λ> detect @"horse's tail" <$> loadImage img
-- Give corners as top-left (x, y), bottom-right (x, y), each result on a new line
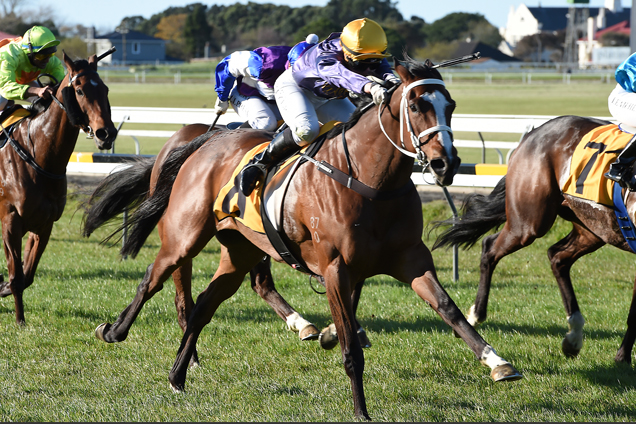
top-left (80, 156), bottom-right (155, 238)
top-left (119, 131), bottom-right (214, 259)
top-left (432, 176), bottom-right (508, 250)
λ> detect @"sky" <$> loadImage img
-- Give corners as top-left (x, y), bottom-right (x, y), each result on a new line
top-left (31, 0), bottom-right (622, 33)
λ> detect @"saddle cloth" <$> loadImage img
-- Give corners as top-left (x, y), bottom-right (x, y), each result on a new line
top-left (213, 142), bottom-right (307, 234)
top-left (561, 124), bottom-right (633, 206)
top-left (0, 107), bottom-right (30, 129)
top-left (212, 122), bottom-right (338, 234)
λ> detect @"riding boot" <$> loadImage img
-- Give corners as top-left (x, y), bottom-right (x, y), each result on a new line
top-left (605, 133), bottom-right (636, 191)
top-left (239, 127), bottom-right (300, 196)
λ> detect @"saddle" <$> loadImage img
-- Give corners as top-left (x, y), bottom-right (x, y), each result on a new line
top-left (0, 102), bottom-right (30, 147)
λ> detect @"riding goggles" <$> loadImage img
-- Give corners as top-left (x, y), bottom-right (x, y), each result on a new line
top-left (33, 47), bottom-right (57, 61)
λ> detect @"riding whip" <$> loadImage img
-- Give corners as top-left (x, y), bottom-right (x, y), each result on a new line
top-left (208, 112), bottom-right (221, 132)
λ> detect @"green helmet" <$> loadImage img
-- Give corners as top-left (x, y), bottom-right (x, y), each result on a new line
top-left (21, 26), bottom-right (60, 54)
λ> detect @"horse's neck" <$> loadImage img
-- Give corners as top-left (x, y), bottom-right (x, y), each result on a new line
top-left (339, 106), bottom-right (414, 191)
top-left (27, 95), bottom-right (79, 174)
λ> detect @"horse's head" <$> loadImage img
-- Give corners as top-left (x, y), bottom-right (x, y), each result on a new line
top-left (61, 52), bottom-right (117, 150)
top-left (391, 56), bottom-right (460, 186)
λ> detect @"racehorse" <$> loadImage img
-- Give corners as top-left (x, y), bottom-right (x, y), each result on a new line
top-left (81, 123), bottom-right (328, 367)
top-left (110, 56), bottom-right (522, 420)
top-left (0, 51), bottom-right (117, 324)
top-left (433, 115), bottom-right (636, 364)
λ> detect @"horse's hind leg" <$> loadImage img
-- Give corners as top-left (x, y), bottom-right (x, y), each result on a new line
top-left (249, 255), bottom-right (319, 340)
top-left (172, 260), bottom-right (200, 367)
top-left (169, 243), bottom-right (264, 393)
top-left (616, 274), bottom-right (636, 363)
top-left (547, 224), bottom-right (604, 358)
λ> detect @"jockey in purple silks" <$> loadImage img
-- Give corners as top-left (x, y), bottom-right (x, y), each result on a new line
top-left (239, 18), bottom-right (400, 196)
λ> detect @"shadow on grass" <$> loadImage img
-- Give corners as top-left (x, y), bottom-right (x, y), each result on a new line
top-left (578, 362), bottom-right (636, 389)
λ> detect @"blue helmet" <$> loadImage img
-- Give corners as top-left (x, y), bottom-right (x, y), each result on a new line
top-left (286, 34), bottom-right (319, 69)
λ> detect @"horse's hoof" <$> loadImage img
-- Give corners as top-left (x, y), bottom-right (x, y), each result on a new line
top-left (562, 337), bottom-right (581, 358)
top-left (357, 328), bottom-right (372, 348)
top-left (299, 324), bottom-right (320, 341)
top-left (490, 364), bottom-right (523, 382)
top-left (95, 323), bottom-right (112, 342)
top-left (169, 382), bottom-right (184, 394)
top-left (0, 281), bottom-right (11, 298)
top-left (319, 323), bottom-right (339, 350)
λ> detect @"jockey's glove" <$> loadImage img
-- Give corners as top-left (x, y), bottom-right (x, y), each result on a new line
top-left (369, 83), bottom-right (388, 106)
top-left (385, 73), bottom-right (401, 87)
top-left (214, 98), bottom-right (229, 115)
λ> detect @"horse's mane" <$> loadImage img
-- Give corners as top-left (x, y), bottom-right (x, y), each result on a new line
top-left (323, 53), bottom-right (442, 140)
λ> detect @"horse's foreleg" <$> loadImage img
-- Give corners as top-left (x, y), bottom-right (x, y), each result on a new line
top-left (22, 226), bottom-right (52, 291)
top-left (172, 260), bottom-right (200, 367)
top-left (402, 244), bottom-right (522, 382)
top-left (323, 258), bottom-right (369, 421)
top-left (169, 244), bottom-right (263, 392)
top-left (547, 225), bottom-right (603, 358)
top-left (616, 274), bottom-right (636, 363)
top-left (249, 255), bottom-right (319, 340)
top-left (1, 212), bottom-right (26, 324)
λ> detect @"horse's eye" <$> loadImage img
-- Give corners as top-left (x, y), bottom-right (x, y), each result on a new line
top-left (409, 104), bottom-right (419, 113)
top-left (76, 88), bottom-right (84, 96)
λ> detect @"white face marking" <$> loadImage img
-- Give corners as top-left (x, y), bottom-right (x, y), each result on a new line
top-left (421, 90), bottom-right (454, 162)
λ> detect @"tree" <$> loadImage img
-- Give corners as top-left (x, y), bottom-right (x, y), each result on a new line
top-left (514, 31), bottom-right (564, 62)
top-left (184, 4), bottom-right (212, 58)
top-left (600, 31), bottom-right (629, 47)
top-left (425, 12), bottom-right (500, 47)
top-left (155, 14), bottom-right (187, 60)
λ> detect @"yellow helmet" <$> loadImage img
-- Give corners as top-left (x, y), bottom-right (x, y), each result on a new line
top-left (340, 18), bottom-right (390, 62)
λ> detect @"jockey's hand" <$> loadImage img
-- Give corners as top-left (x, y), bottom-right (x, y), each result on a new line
top-left (385, 73), bottom-right (401, 87)
top-left (27, 86), bottom-right (54, 99)
top-left (214, 98), bottom-right (229, 115)
top-left (367, 83), bottom-right (388, 106)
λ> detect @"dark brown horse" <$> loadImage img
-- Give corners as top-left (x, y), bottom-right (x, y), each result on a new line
top-left (0, 52), bottom-right (117, 324)
top-left (81, 124), bottom-right (327, 368)
top-left (109, 57), bottom-right (522, 420)
top-left (434, 115), bottom-right (636, 364)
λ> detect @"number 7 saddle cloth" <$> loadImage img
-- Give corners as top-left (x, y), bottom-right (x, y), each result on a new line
top-left (561, 124), bottom-right (632, 206)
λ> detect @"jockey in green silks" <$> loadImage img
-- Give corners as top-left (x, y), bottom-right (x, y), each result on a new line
top-left (0, 25), bottom-right (66, 111)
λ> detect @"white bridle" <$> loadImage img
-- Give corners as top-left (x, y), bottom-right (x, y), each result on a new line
top-left (378, 78), bottom-right (453, 165)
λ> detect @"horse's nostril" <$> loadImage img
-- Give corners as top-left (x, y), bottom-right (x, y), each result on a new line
top-left (430, 158), bottom-right (447, 173)
top-left (95, 127), bottom-right (117, 142)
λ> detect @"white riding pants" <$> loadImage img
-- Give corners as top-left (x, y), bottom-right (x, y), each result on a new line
top-left (274, 68), bottom-right (356, 146)
top-left (229, 87), bottom-right (282, 131)
top-left (608, 83), bottom-right (636, 132)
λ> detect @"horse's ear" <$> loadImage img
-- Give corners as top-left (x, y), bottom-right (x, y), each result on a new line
top-left (395, 59), bottom-right (411, 83)
top-left (88, 54), bottom-right (98, 71)
top-left (62, 51), bottom-right (75, 72)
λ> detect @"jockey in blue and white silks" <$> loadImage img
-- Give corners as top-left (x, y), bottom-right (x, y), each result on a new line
top-left (214, 45), bottom-right (291, 131)
top-left (605, 52), bottom-right (636, 190)
top-left (238, 18), bottom-right (400, 196)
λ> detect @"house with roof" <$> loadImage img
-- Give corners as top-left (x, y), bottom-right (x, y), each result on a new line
top-left (84, 28), bottom-right (168, 65)
top-left (578, 18), bottom-right (631, 67)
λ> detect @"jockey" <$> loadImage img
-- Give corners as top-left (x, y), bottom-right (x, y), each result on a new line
top-left (239, 17), bottom-right (400, 196)
top-left (606, 52), bottom-right (636, 189)
top-left (286, 33), bottom-right (319, 69)
top-left (0, 26), bottom-right (65, 112)
top-left (213, 45), bottom-right (292, 131)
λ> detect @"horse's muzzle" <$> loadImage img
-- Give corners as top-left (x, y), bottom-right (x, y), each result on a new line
top-left (94, 126), bottom-right (118, 149)
top-left (430, 156), bottom-right (461, 186)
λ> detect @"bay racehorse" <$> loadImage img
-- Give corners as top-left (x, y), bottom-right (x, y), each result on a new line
top-left (112, 56), bottom-right (522, 420)
top-left (0, 51), bottom-right (117, 324)
top-left (81, 123), bottom-right (328, 368)
top-left (433, 115), bottom-right (636, 364)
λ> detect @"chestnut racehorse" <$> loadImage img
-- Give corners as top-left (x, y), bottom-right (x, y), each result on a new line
top-left (108, 56), bottom-right (522, 420)
top-left (0, 51), bottom-right (117, 324)
top-left (434, 115), bottom-right (636, 364)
